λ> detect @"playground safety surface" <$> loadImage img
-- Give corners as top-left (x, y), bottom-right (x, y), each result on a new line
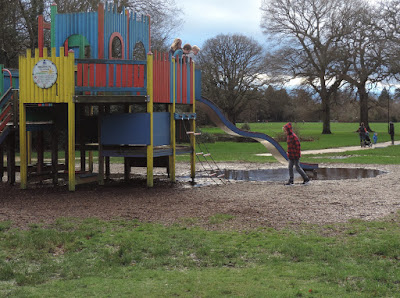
top-left (1, 162), bottom-right (400, 230)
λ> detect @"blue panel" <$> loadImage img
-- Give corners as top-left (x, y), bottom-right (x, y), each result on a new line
top-left (101, 113), bottom-right (150, 145)
top-left (154, 112), bottom-right (170, 146)
top-left (55, 12), bottom-right (98, 58)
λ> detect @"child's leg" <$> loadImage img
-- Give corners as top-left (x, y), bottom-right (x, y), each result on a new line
top-left (294, 159), bottom-right (309, 181)
top-left (288, 159), bottom-right (294, 183)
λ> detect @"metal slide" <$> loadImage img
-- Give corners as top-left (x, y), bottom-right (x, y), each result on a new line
top-left (196, 97), bottom-right (318, 170)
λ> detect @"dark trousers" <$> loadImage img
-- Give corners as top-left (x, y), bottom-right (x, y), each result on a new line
top-left (288, 159), bottom-right (309, 183)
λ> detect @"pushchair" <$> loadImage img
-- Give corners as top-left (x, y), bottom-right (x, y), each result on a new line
top-left (362, 132), bottom-right (372, 147)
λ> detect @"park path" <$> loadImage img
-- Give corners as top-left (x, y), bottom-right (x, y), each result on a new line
top-left (256, 140), bottom-right (400, 157)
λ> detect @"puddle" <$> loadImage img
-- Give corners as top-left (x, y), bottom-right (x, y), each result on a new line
top-left (222, 167), bottom-right (386, 182)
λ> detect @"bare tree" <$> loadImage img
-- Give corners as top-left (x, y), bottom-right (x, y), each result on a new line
top-left (0, 0), bottom-right (27, 67)
top-left (260, 0), bottom-right (353, 134)
top-left (340, 0), bottom-right (388, 131)
top-left (199, 34), bottom-right (266, 124)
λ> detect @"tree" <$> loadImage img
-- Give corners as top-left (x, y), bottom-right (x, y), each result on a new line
top-left (260, 0), bottom-right (354, 134)
top-left (340, 0), bottom-right (388, 131)
top-left (199, 34), bottom-right (266, 124)
top-left (0, 0), bottom-right (27, 67)
top-left (18, 0), bottom-right (45, 51)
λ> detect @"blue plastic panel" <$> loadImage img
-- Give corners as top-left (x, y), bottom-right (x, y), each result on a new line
top-left (154, 112), bottom-right (170, 146)
top-left (101, 113), bottom-right (150, 145)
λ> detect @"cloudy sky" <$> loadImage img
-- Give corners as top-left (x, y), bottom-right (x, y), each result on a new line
top-left (172, 0), bottom-right (266, 48)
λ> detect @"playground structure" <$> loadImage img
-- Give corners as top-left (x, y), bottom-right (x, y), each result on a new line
top-left (0, 2), bottom-right (317, 191)
top-left (1, 3), bottom-right (198, 191)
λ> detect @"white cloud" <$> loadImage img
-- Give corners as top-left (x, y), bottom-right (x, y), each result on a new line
top-left (173, 0), bottom-right (265, 47)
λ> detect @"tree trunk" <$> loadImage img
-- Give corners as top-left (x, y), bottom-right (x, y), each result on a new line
top-left (358, 85), bottom-right (370, 131)
top-left (321, 91), bottom-right (332, 134)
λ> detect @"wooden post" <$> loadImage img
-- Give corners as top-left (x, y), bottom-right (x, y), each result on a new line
top-left (7, 131), bottom-right (15, 185)
top-left (19, 103), bottom-right (27, 189)
top-left (27, 132), bottom-right (32, 165)
top-left (124, 158), bottom-right (130, 181)
top-left (98, 105), bottom-right (104, 185)
top-left (105, 105), bottom-right (110, 181)
top-left (78, 105), bottom-right (86, 172)
top-left (0, 145), bottom-right (3, 181)
top-left (51, 125), bottom-right (58, 185)
top-left (88, 106), bottom-right (94, 172)
top-left (37, 131), bottom-right (44, 174)
top-left (68, 101), bottom-right (76, 191)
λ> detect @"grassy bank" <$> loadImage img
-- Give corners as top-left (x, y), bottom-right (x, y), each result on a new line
top-left (1, 216), bottom-right (399, 297)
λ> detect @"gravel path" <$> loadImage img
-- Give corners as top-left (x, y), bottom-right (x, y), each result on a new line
top-left (1, 162), bottom-right (399, 230)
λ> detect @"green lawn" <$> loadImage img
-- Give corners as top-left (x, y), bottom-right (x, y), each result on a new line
top-left (1, 217), bottom-right (399, 297)
top-left (187, 122), bottom-right (400, 164)
top-left (200, 121), bottom-right (397, 150)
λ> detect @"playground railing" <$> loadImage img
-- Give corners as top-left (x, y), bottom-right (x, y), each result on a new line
top-left (75, 58), bottom-right (147, 95)
top-left (153, 52), bottom-right (195, 105)
top-left (0, 87), bottom-right (14, 141)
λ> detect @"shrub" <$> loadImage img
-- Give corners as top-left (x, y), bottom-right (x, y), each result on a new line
top-left (240, 123), bottom-right (251, 131)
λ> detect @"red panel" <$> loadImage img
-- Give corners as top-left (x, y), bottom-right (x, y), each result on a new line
top-left (139, 65), bottom-right (144, 88)
top-left (128, 64), bottom-right (133, 87)
top-left (101, 64), bottom-right (107, 87)
top-left (0, 105), bottom-right (12, 123)
top-left (116, 64), bottom-right (122, 87)
top-left (177, 61), bottom-right (181, 104)
top-left (89, 64), bottom-right (95, 87)
top-left (191, 61), bottom-right (194, 104)
top-left (122, 64), bottom-right (126, 87)
top-left (38, 15), bottom-right (44, 57)
top-left (0, 113), bottom-right (12, 132)
top-left (64, 40), bottom-right (69, 57)
top-left (133, 65), bottom-right (138, 88)
top-left (83, 64), bottom-right (89, 87)
top-left (109, 64), bottom-right (114, 87)
top-left (182, 59), bottom-right (187, 103)
top-left (77, 64), bottom-right (83, 86)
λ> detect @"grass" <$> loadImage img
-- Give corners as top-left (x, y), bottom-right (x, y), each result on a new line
top-left (2, 122), bottom-right (400, 296)
top-left (15, 122), bottom-right (398, 165)
top-left (1, 216), bottom-right (399, 297)
top-left (200, 121), bottom-right (397, 150)
top-left (180, 122), bottom-right (400, 164)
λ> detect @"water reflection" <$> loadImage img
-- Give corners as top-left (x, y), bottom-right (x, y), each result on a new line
top-left (223, 168), bottom-right (385, 182)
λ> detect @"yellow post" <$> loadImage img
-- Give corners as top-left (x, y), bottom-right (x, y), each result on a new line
top-left (19, 103), bottom-right (27, 189)
top-left (68, 101), bottom-right (76, 191)
top-left (169, 57), bottom-right (176, 182)
top-left (190, 62), bottom-right (196, 180)
top-left (146, 52), bottom-right (154, 187)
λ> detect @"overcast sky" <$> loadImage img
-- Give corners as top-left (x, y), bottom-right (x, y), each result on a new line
top-left (172, 0), bottom-right (266, 48)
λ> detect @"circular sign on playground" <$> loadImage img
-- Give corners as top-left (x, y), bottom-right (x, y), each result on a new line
top-left (32, 59), bottom-right (58, 89)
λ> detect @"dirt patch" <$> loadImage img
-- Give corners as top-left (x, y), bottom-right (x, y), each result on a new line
top-left (1, 162), bottom-right (399, 230)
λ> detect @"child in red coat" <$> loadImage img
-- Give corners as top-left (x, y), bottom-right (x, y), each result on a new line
top-left (283, 122), bottom-right (310, 186)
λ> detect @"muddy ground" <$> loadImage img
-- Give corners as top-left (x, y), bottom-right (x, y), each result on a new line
top-left (1, 162), bottom-right (399, 230)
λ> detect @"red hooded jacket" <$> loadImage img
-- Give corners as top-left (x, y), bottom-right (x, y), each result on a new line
top-left (284, 122), bottom-right (301, 160)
